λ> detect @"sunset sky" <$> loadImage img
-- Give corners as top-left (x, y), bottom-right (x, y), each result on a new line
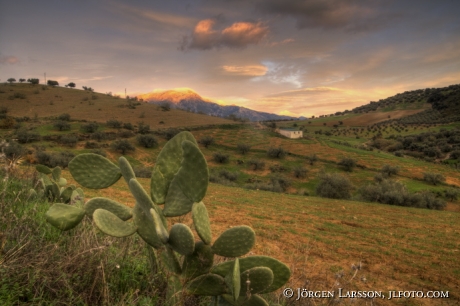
top-left (1, 0), bottom-right (459, 117)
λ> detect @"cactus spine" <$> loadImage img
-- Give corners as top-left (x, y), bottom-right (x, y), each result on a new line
top-left (44, 131), bottom-right (290, 305)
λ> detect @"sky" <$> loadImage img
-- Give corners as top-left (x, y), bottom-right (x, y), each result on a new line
top-left (1, 0), bottom-right (460, 117)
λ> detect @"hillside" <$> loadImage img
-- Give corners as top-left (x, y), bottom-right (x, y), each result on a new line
top-left (140, 88), bottom-right (298, 122)
top-left (0, 83), bottom-right (234, 128)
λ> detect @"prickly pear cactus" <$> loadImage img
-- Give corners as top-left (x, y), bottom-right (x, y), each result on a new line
top-left (33, 164), bottom-right (78, 204)
top-left (44, 131), bottom-right (291, 305)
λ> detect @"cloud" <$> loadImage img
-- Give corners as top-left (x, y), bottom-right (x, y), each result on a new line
top-left (222, 64), bottom-right (267, 76)
top-left (266, 86), bottom-right (341, 98)
top-left (257, 0), bottom-right (398, 32)
top-left (0, 56), bottom-right (20, 65)
top-left (180, 19), bottom-right (269, 50)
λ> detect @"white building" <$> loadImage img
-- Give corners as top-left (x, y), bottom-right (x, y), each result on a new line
top-left (276, 128), bottom-right (303, 139)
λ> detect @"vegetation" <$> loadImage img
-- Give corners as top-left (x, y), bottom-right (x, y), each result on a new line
top-left (316, 173), bottom-right (353, 199)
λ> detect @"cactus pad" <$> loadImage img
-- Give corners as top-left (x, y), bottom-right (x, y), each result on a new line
top-left (118, 156), bottom-right (136, 184)
top-left (58, 177), bottom-right (67, 187)
top-left (212, 226), bottom-right (255, 257)
top-left (36, 164), bottom-right (51, 174)
top-left (151, 131), bottom-right (197, 204)
top-left (173, 140), bottom-right (209, 203)
top-left (129, 179), bottom-right (167, 227)
top-left (225, 258), bottom-right (240, 302)
top-left (133, 204), bottom-right (163, 248)
top-left (84, 197), bottom-right (132, 220)
top-left (168, 223), bottom-right (195, 256)
top-left (186, 273), bottom-right (227, 296)
top-left (150, 208), bottom-right (169, 244)
top-left (166, 275), bottom-right (182, 305)
top-left (239, 267), bottom-right (273, 295)
top-left (69, 153), bottom-right (121, 189)
top-left (45, 203), bottom-right (85, 231)
top-left (60, 186), bottom-right (73, 203)
top-left (162, 246), bottom-right (182, 274)
top-left (221, 294), bottom-right (269, 306)
top-left (182, 241), bottom-right (214, 279)
top-left (93, 209), bottom-right (137, 237)
top-left (51, 166), bottom-right (61, 181)
top-left (211, 256), bottom-right (291, 293)
top-left (192, 201), bottom-right (212, 244)
top-left (163, 179), bottom-right (194, 217)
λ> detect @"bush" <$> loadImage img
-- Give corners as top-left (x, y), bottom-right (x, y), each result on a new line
top-left (423, 172), bottom-right (446, 185)
top-left (57, 113), bottom-right (71, 121)
top-left (133, 166), bottom-right (152, 178)
top-left (35, 151), bottom-right (75, 168)
top-left (199, 136), bottom-right (215, 148)
top-left (213, 152), bottom-right (229, 164)
top-left (444, 188), bottom-right (460, 201)
top-left (16, 129), bottom-right (40, 143)
top-left (293, 166), bottom-right (308, 178)
top-left (118, 130), bottom-right (135, 138)
top-left (237, 143), bottom-right (251, 155)
top-left (53, 121), bottom-right (71, 131)
top-left (306, 154), bottom-right (318, 165)
top-left (338, 158), bottom-right (356, 172)
top-left (248, 159), bottom-right (265, 171)
top-left (91, 131), bottom-right (109, 142)
top-left (381, 164), bottom-right (400, 177)
top-left (137, 134), bottom-right (158, 148)
top-left (267, 147), bottom-right (286, 159)
top-left (106, 119), bottom-right (123, 128)
top-left (90, 149), bottom-right (106, 157)
top-left (123, 122), bottom-right (134, 130)
top-left (2, 141), bottom-right (24, 159)
top-left (209, 169), bottom-right (239, 186)
top-left (137, 122), bottom-right (150, 134)
top-left (163, 129), bottom-right (179, 140)
top-left (80, 122), bottom-right (99, 133)
top-left (270, 175), bottom-right (291, 192)
top-left (84, 141), bottom-right (100, 149)
top-left (111, 140), bottom-right (135, 154)
top-left (269, 164), bottom-right (290, 173)
top-left (419, 192), bottom-right (446, 210)
top-left (316, 173), bottom-right (352, 199)
top-left (60, 135), bottom-right (78, 147)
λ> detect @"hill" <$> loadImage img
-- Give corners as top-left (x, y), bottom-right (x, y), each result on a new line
top-left (0, 83), bottom-right (234, 129)
top-left (140, 88), bottom-right (298, 122)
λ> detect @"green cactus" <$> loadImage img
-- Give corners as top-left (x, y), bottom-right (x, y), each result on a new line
top-left (33, 165), bottom-right (79, 204)
top-left (44, 131), bottom-right (291, 305)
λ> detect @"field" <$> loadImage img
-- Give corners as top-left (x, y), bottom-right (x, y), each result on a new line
top-left (1, 82), bottom-right (460, 305)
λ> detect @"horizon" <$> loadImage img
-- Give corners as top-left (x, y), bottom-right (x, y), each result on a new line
top-left (1, 1), bottom-right (460, 117)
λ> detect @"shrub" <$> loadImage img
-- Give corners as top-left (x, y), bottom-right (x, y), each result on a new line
top-left (2, 141), bottom-right (24, 159)
top-left (393, 151), bottom-right (404, 157)
top-left (247, 159), bottom-right (265, 171)
top-left (111, 139), bottom-right (135, 154)
top-left (84, 141), bottom-right (100, 149)
top-left (419, 192), bottom-right (446, 210)
top-left (60, 135), bottom-right (78, 147)
top-left (209, 169), bottom-right (239, 186)
top-left (90, 131), bottom-right (108, 142)
top-left (381, 164), bottom-right (400, 177)
top-left (316, 173), bottom-right (352, 199)
top-left (123, 122), bottom-right (134, 130)
top-left (450, 150), bottom-right (460, 159)
top-left (444, 188), bottom-right (460, 201)
top-left (137, 134), bottom-right (158, 148)
top-left (267, 147), bottom-right (286, 159)
top-left (163, 128), bottom-right (179, 140)
top-left (199, 136), bottom-right (215, 148)
top-left (106, 119), bottom-right (123, 128)
top-left (35, 151), bottom-right (75, 168)
top-left (237, 143), bottom-right (251, 155)
top-left (307, 154), bottom-right (318, 165)
top-left (270, 175), bottom-right (291, 192)
top-left (269, 164), bottom-right (290, 173)
top-left (297, 188), bottom-right (309, 196)
top-left (423, 172), bottom-right (446, 185)
top-left (57, 113), bottom-right (71, 121)
top-left (89, 149), bottom-right (106, 157)
top-left (338, 158), bottom-right (356, 172)
top-left (137, 122), bottom-right (150, 134)
top-left (213, 152), bottom-right (229, 164)
top-left (80, 122), bottom-right (99, 133)
top-left (16, 129), bottom-right (40, 143)
top-left (218, 169), bottom-right (238, 182)
top-left (133, 166), bottom-right (152, 178)
top-left (53, 121), bottom-right (71, 131)
top-left (293, 166), bottom-right (308, 178)
top-left (118, 130), bottom-right (135, 138)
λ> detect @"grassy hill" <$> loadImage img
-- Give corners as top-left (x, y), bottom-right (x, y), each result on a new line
top-left (1, 81), bottom-right (460, 304)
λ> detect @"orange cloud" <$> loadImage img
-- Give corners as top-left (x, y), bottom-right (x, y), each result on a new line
top-left (0, 56), bottom-right (20, 64)
top-left (180, 20), bottom-right (269, 50)
top-left (222, 65), bottom-right (267, 76)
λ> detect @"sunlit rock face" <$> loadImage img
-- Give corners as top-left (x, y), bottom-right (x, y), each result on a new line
top-left (139, 88), bottom-right (298, 122)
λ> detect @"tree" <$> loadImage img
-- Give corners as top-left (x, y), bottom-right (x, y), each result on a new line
top-left (316, 173), bottom-right (352, 199)
top-left (53, 121), bottom-right (71, 131)
top-left (199, 136), bottom-right (215, 148)
top-left (19, 78), bottom-right (26, 83)
top-left (7, 78), bottom-right (16, 84)
top-left (137, 122), bottom-right (150, 134)
top-left (66, 82), bottom-right (75, 88)
top-left (267, 147), bottom-right (286, 159)
top-left (338, 158), bottom-right (356, 172)
top-left (27, 78), bottom-right (39, 85)
top-left (47, 80), bottom-right (59, 86)
top-left (137, 134), bottom-right (158, 148)
top-left (111, 139), bottom-right (135, 154)
top-left (237, 143), bottom-right (251, 155)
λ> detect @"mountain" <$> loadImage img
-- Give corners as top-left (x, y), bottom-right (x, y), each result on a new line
top-left (138, 89), bottom-right (298, 122)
